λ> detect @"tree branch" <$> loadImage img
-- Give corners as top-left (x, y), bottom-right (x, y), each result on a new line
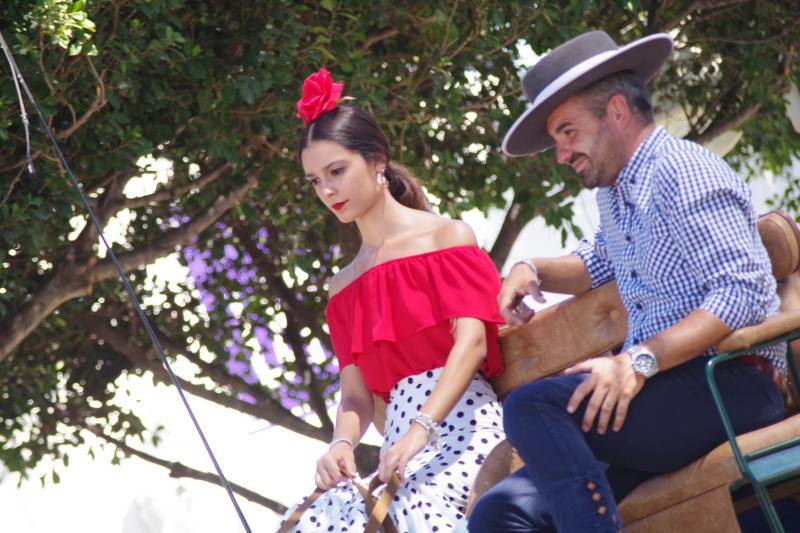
top-left (81, 423), bottom-right (287, 514)
top-left (0, 174), bottom-right (257, 363)
top-left (489, 187), bottom-right (575, 269)
top-left (123, 161), bottom-right (231, 210)
top-left (230, 221), bottom-right (331, 354)
top-left (686, 103), bottom-right (760, 146)
top-left (81, 312), bottom-right (330, 442)
top-left (55, 57), bottom-right (108, 142)
top-left (362, 27), bottom-right (399, 51)
top-left (92, 173), bottom-right (258, 280)
top-left (489, 198), bottom-right (532, 270)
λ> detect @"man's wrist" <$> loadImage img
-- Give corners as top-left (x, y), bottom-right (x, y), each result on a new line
top-left (513, 259), bottom-right (540, 282)
top-left (627, 344), bottom-right (659, 378)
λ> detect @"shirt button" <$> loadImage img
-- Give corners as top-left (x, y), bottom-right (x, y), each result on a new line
top-left (635, 302), bottom-right (643, 310)
top-left (625, 234), bottom-right (632, 242)
top-left (631, 269), bottom-right (638, 278)
top-left (633, 337), bottom-right (640, 344)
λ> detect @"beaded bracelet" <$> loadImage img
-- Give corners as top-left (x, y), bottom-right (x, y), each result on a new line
top-left (412, 411), bottom-right (441, 448)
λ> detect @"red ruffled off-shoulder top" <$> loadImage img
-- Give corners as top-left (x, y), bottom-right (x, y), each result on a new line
top-left (325, 245), bottom-right (505, 402)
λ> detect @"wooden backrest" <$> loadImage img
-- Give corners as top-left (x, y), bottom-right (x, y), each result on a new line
top-left (492, 210), bottom-right (800, 399)
top-left (371, 212), bottom-right (800, 432)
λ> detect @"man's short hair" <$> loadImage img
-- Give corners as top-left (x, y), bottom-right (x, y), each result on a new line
top-left (578, 71), bottom-right (654, 124)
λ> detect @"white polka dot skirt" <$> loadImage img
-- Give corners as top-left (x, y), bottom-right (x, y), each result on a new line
top-left (279, 367), bottom-right (505, 532)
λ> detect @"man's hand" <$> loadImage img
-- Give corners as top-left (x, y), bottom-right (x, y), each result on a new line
top-left (378, 422), bottom-right (428, 483)
top-left (498, 262), bottom-right (546, 326)
top-left (314, 441), bottom-right (357, 490)
top-left (564, 352), bottom-right (646, 434)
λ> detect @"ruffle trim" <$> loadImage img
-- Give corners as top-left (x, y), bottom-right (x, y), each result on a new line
top-left (326, 246), bottom-right (504, 359)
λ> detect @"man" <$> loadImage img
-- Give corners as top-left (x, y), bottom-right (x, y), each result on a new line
top-left (468, 30), bottom-right (786, 532)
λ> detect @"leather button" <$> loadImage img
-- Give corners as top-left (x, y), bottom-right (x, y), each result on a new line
top-left (598, 506), bottom-right (607, 515)
top-left (586, 481), bottom-right (597, 490)
top-left (592, 492), bottom-right (602, 502)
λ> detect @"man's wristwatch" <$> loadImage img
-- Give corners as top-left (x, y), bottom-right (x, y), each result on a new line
top-left (628, 344), bottom-right (659, 378)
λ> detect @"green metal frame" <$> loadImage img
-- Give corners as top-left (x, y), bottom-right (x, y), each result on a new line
top-left (706, 327), bottom-right (800, 533)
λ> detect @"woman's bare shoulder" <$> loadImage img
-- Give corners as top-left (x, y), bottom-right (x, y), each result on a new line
top-left (328, 263), bottom-right (355, 298)
top-left (432, 217), bottom-right (478, 248)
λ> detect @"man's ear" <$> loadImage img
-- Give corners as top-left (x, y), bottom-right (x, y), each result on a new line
top-left (606, 93), bottom-right (630, 125)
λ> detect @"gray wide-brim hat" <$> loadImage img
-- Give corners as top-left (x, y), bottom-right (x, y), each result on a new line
top-left (502, 30), bottom-right (673, 157)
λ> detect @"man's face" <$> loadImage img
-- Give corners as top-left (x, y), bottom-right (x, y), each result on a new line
top-left (545, 95), bottom-right (626, 189)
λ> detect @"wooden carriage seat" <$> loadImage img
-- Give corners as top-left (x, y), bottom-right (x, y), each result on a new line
top-left (466, 210), bottom-right (800, 532)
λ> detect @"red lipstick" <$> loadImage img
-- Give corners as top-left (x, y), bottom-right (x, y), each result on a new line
top-left (332, 201), bottom-right (348, 211)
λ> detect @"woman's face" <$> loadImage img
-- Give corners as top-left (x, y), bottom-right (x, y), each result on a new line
top-left (301, 139), bottom-right (383, 223)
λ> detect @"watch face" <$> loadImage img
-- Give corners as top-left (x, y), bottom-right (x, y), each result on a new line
top-left (634, 352), bottom-right (658, 376)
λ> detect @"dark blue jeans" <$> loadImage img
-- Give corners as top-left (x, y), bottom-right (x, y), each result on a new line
top-left (468, 357), bottom-right (785, 532)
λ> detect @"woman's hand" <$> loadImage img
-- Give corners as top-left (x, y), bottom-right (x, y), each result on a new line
top-left (314, 441), bottom-right (357, 490)
top-left (378, 422), bottom-right (429, 483)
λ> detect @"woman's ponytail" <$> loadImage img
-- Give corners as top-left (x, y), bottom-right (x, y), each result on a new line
top-left (384, 161), bottom-right (429, 211)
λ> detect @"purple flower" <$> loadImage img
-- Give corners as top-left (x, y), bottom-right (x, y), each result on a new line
top-left (224, 244), bottom-right (239, 260)
top-left (237, 392), bottom-right (257, 405)
top-left (324, 361), bottom-right (338, 375)
top-left (254, 326), bottom-right (271, 348)
top-left (226, 343), bottom-right (241, 357)
top-left (187, 256), bottom-right (209, 282)
top-left (200, 291), bottom-right (216, 311)
top-left (282, 397), bottom-right (300, 410)
top-left (226, 356), bottom-right (247, 376)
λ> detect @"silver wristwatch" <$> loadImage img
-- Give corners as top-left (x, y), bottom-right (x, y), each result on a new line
top-left (628, 344), bottom-right (659, 378)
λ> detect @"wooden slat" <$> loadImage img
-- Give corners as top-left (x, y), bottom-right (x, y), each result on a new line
top-left (715, 308), bottom-right (800, 353)
top-left (491, 282), bottom-right (628, 398)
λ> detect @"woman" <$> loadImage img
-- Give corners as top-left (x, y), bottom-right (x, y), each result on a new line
top-left (279, 68), bottom-right (506, 532)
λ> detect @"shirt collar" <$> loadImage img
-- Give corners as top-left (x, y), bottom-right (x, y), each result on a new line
top-left (613, 126), bottom-right (668, 196)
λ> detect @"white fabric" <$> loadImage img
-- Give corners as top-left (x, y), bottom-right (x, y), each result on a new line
top-left (279, 368), bottom-right (505, 532)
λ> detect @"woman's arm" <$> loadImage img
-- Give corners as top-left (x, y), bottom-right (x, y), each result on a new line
top-left (332, 365), bottom-right (375, 446)
top-left (315, 365), bottom-right (374, 489)
top-left (416, 317), bottom-right (487, 422)
top-left (378, 316), bottom-right (488, 482)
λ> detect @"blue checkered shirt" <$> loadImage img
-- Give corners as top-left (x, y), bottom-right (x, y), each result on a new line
top-left (572, 126), bottom-right (785, 373)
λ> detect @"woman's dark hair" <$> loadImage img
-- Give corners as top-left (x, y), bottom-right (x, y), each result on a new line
top-left (299, 105), bottom-right (429, 211)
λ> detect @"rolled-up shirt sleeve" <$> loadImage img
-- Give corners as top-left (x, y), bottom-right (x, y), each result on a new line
top-left (571, 227), bottom-right (616, 288)
top-left (660, 153), bottom-right (777, 330)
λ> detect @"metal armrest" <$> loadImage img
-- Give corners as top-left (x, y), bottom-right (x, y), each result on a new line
top-left (706, 323), bottom-right (800, 496)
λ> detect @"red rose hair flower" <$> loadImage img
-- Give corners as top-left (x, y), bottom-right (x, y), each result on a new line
top-left (295, 68), bottom-right (344, 125)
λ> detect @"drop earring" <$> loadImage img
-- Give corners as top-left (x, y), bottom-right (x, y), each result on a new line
top-left (376, 172), bottom-right (386, 185)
